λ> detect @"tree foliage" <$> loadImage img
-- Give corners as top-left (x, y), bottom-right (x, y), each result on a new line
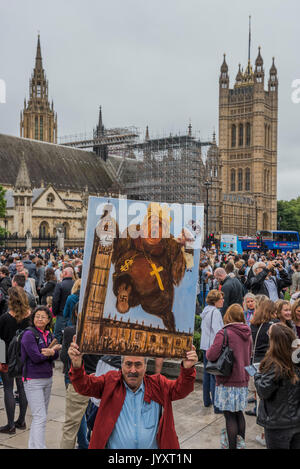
top-left (277, 198), bottom-right (300, 232)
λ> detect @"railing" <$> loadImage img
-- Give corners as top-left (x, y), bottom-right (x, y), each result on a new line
top-left (0, 235), bottom-right (85, 250)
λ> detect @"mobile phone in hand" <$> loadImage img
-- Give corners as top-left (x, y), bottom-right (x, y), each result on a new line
top-left (244, 364), bottom-right (257, 377)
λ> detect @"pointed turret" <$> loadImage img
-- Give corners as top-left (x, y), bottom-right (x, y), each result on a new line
top-left (15, 152), bottom-right (31, 190)
top-left (188, 121), bottom-right (192, 137)
top-left (235, 63), bottom-right (243, 86)
top-left (95, 106), bottom-right (105, 137)
top-left (145, 125), bottom-right (150, 141)
top-left (219, 54), bottom-right (229, 90)
top-left (268, 57), bottom-right (278, 92)
top-left (254, 46), bottom-right (264, 85)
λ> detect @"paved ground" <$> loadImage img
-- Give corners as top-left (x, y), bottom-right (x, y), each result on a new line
top-left (0, 361), bottom-right (265, 450)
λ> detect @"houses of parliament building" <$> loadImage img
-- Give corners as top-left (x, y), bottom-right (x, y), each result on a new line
top-left (0, 32), bottom-right (278, 244)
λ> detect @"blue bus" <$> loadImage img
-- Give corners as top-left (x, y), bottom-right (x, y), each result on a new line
top-left (221, 231), bottom-right (300, 254)
top-left (256, 230), bottom-right (300, 253)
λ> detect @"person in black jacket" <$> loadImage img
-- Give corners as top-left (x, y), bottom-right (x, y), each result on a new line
top-left (52, 267), bottom-right (74, 344)
top-left (22, 254), bottom-right (37, 282)
top-left (254, 322), bottom-right (300, 449)
top-left (249, 261), bottom-right (292, 300)
top-left (0, 287), bottom-right (31, 434)
top-left (40, 268), bottom-right (57, 305)
top-left (0, 266), bottom-right (12, 295)
top-left (214, 268), bottom-right (244, 316)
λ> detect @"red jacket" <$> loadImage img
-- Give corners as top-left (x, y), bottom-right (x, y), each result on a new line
top-left (69, 363), bottom-right (196, 449)
top-left (206, 323), bottom-right (252, 387)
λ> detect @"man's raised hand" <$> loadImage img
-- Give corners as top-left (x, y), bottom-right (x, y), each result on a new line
top-left (68, 335), bottom-right (83, 369)
top-left (183, 345), bottom-right (198, 369)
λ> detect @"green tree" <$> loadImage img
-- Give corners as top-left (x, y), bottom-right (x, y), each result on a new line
top-left (0, 185), bottom-right (7, 237)
top-left (277, 198), bottom-right (300, 233)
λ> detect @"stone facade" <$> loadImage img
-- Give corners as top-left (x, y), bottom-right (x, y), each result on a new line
top-left (0, 134), bottom-right (118, 245)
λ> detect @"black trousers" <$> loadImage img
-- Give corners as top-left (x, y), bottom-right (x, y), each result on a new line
top-left (0, 372), bottom-right (28, 428)
top-left (265, 427), bottom-right (300, 449)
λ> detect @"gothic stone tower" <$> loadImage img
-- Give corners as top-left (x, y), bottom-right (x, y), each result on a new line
top-left (218, 47), bottom-right (278, 236)
top-left (20, 34), bottom-right (57, 143)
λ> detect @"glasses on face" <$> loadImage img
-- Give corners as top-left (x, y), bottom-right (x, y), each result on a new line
top-left (35, 315), bottom-right (49, 321)
top-left (123, 361), bottom-right (144, 370)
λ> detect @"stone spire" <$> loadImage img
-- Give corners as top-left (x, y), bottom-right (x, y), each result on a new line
top-left (145, 125), bottom-right (150, 141)
top-left (35, 33), bottom-right (43, 69)
top-left (15, 152), bottom-right (31, 189)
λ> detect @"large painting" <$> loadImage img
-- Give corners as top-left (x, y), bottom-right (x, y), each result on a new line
top-left (76, 197), bottom-right (203, 358)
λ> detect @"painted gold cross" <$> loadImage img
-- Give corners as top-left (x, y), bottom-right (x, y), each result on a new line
top-left (150, 263), bottom-right (164, 291)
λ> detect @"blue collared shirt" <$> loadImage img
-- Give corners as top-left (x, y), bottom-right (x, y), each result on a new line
top-left (106, 380), bottom-right (161, 449)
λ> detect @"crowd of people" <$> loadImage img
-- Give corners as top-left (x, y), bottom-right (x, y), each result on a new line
top-left (198, 247), bottom-right (300, 449)
top-left (1, 246), bottom-right (300, 449)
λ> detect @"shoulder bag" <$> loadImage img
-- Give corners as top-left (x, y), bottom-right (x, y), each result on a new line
top-left (206, 327), bottom-right (234, 376)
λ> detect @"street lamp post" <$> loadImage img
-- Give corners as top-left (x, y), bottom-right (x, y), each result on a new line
top-left (4, 218), bottom-right (7, 250)
top-left (204, 180), bottom-right (212, 248)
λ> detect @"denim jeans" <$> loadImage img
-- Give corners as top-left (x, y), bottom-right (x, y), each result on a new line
top-left (202, 351), bottom-right (217, 410)
top-left (77, 415), bottom-right (89, 449)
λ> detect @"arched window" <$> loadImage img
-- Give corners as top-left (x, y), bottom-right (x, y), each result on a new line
top-left (62, 222), bottom-right (69, 239)
top-left (245, 168), bottom-right (251, 191)
top-left (238, 169), bottom-right (243, 191)
top-left (246, 123), bottom-right (251, 146)
top-left (231, 124), bottom-right (236, 148)
top-left (39, 221), bottom-right (49, 239)
top-left (239, 124), bottom-right (244, 146)
top-left (47, 193), bottom-right (54, 205)
top-left (230, 169), bottom-right (236, 192)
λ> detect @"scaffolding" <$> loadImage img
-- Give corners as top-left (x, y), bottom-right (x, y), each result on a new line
top-left (124, 134), bottom-right (212, 205)
top-left (58, 107), bottom-right (214, 206)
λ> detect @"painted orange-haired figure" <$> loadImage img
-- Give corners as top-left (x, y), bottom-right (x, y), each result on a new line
top-left (112, 203), bottom-right (191, 332)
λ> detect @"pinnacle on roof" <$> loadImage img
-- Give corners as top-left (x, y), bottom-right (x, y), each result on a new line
top-left (236, 63), bottom-right (243, 82)
top-left (255, 46), bottom-right (263, 66)
top-left (220, 53), bottom-right (228, 73)
top-left (35, 33), bottom-right (43, 70)
top-left (15, 152), bottom-right (31, 190)
top-left (145, 125), bottom-right (150, 141)
top-left (270, 57), bottom-right (277, 74)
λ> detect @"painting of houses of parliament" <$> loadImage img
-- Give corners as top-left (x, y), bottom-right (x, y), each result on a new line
top-left (76, 197), bottom-right (202, 358)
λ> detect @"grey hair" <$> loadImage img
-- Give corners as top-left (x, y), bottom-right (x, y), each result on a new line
top-left (243, 292), bottom-right (256, 308)
top-left (214, 267), bottom-right (227, 279)
top-left (253, 262), bottom-right (266, 274)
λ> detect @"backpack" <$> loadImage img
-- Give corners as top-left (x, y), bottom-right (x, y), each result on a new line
top-left (7, 327), bottom-right (40, 379)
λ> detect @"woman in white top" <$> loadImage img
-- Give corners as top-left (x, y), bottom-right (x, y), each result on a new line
top-left (200, 289), bottom-right (224, 413)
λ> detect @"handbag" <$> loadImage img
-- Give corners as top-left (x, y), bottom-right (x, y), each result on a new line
top-left (0, 363), bottom-right (8, 373)
top-left (206, 327), bottom-right (234, 376)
